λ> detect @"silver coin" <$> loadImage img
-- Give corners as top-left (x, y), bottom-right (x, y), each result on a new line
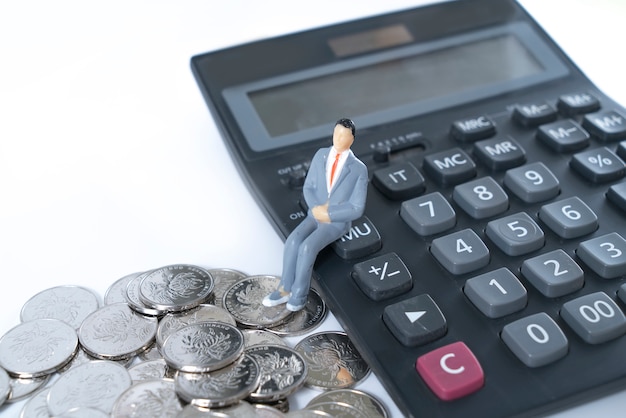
top-left (0, 367), bottom-right (9, 406)
top-left (78, 302), bottom-right (158, 361)
top-left (139, 264), bottom-right (214, 312)
top-left (19, 387), bottom-right (49, 418)
top-left (19, 285), bottom-right (100, 330)
top-left (0, 318), bottom-right (78, 378)
top-left (161, 322), bottom-right (244, 373)
top-left (245, 345), bottom-right (307, 402)
top-left (253, 404), bottom-right (287, 417)
top-left (111, 379), bottom-right (184, 418)
top-left (285, 410), bottom-right (333, 417)
top-left (126, 271), bottom-right (167, 316)
top-left (128, 358), bottom-right (173, 381)
top-left (105, 272), bottom-right (143, 305)
top-left (54, 407), bottom-right (110, 418)
top-left (137, 342), bottom-right (163, 362)
top-left (6, 374), bottom-right (50, 403)
top-left (266, 288), bottom-right (327, 336)
top-left (305, 401), bottom-right (367, 418)
top-left (243, 329), bottom-right (287, 348)
top-left (209, 268), bottom-right (248, 309)
top-left (223, 275), bottom-right (293, 328)
top-left (307, 389), bottom-right (388, 418)
top-left (46, 360), bottom-right (132, 415)
top-left (178, 401), bottom-right (257, 418)
top-left (257, 398), bottom-right (290, 413)
top-left (294, 331), bottom-right (370, 390)
top-left (175, 353), bottom-right (260, 408)
top-left (156, 304), bottom-right (236, 348)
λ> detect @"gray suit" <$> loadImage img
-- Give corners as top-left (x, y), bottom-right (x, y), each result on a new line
top-left (279, 146), bottom-right (368, 306)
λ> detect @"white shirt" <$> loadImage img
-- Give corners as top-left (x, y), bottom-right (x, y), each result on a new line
top-left (325, 147), bottom-right (351, 194)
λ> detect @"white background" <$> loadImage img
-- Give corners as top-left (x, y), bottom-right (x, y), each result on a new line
top-left (1, 1), bottom-right (626, 416)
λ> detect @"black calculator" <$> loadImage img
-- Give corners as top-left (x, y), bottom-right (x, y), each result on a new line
top-left (190, 1), bottom-right (626, 416)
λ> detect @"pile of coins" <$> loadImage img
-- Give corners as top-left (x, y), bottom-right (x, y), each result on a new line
top-left (0, 264), bottom-right (389, 417)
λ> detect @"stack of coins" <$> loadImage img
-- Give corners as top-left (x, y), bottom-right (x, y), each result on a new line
top-left (0, 263), bottom-right (389, 417)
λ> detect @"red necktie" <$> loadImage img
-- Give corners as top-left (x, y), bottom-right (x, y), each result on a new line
top-left (330, 152), bottom-right (341, 186)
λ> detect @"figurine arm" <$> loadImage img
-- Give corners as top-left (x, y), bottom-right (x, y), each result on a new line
top-left (327, 162), bottom-right (368, 223)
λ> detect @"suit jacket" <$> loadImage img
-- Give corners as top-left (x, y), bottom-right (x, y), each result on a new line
top-left (302, 146), bottom-right (368, 229)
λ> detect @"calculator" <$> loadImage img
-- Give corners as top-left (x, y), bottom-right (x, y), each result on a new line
top-left (190, 0), bottom-right (626, 416)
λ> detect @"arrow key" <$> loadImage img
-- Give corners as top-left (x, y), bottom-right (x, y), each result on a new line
top-left (383, 294), bottom-right (447, 347)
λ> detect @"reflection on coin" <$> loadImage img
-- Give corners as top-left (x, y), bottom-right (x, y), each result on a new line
top-left (156, 304), bottom-right (236, 348)
top-left (54, 407), bottom-right (110, 418)
top-left (175, 354), bottom-right (260, 408)
top-left (253, 403), bottom-right (287, 417)
top-left (162, 322), bottom-right (244, 373)
top-left (137, 342), bottom-right (163, 362)
top-left (0, 318), bottom-right (78, 378)
top-left (46, 360), bottom-right (132, 415)
top-left (295, 331), bottom-right (370, 390)
top-left (266, 288), bottom-right (327, 336)
top-left (223, 275), bottom-right (293, 328)
top-left (139, 264), bottom-right (214, 312)
top-left (245, 345), bottom-right (307, 402)
top-left (307, 389), bottom-right (388, 418)
top-left (18, 387), bottom-right (49, 418)
top-left (111, 379), bottom-right (184, 418)
top-left (126, 272), bottom-right (167, 316)
top-left (243, 329), bottom-right (287, 348)
top-left (6, 374), bottom-right (50, 403)
top-left (105, 272), bottom-right (143, 305)
top-left (0, 367), bottom-right (9, 406)
top-left (286, 410), bottom-right (333, 417)
top-left (78, 303), bottom-right (158, 360)
top-left (306, 401), bottom-right (367, 418)
top-left (20, 285), bottom-right (100, 330)
top-left (128, 358), bottom-right (173, 381)
top-left (209, 268), bottom-right (248, 309)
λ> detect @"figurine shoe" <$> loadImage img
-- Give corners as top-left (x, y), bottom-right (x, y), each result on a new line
top-left (286, 298), bottom-right (306, 312)
top-left (262, 290), bottom-right (290, 307)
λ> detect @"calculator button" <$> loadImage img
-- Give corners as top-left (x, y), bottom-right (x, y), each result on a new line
top-left (538, 196), bottom-right (598, 239)
top-left (372, 162), bottom-right (425, 200)
top-left (450, 115), bottom-right (496, 143)
top-left (331, 216), bottom-right (381, 260)
top-left (423, 148), bottom-right (476, 186)
top-left (452, 176), bottom-right (508, 219)
top-left (400, 192), bottom-right (456, 236)
top-left (570, 147), bottom-right (626, 183)
top-left (501, 312), bottom-right (568, 368)
top-left (431, 229), bottom-right (489, 275)
top-left (576, 232), bottom-right (626, 279)
top-left (382, 294), bottom-right (446, 347)
top-left (512, 102), bottom-right (558, 127)
top-left (463, 268), bottom-right (527, 318)
top-left (607, 181), bottom-right (626, 212)
top-left (416, 341), bottom-right (484, 401)
top-left (520, 249), bottom-right (584, 298)
top-left (503, 162), bottom-right (560, 203)
top-left (486, 212), bottom-right (544, 256)
top-left (473, 137), bottom-right (526, 171)
top-left (536, 119), bottom-right (590, 152)
top-left (618, 140), bottom-right (626, 160)
top-left (560, 291), bottom-right (626, 344)
top-left (352, 253), bottom-right (412, 301)
top-left (557, 92), bottom-right (601, 116)
top-left (582, 110), bottom-right (626, 141)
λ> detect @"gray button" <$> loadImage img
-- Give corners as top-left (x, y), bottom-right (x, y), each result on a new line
top-left (560, 292), bottom-right (626, 344)
top-left (503, 162), bottom-right (560, 203)
top-left (452, 176), bottom-right (508, 219)
top-left (501, 312), bottom-right (568, 368)
top-left (352, 252), bottom-right (412, 301)
top-left (577, 232), bottom-right (626, 278)
top-left (431, 228), bottom-right (489, 275)
top-left (382, 294), bottom-right (447, 347)
top-left (464, 268), bottom-right (527, 318)
top-left (539, 196), bottom-right (598, 239)
top-left (400, 192), bottom-right (456, 236)
top-left (521, 249), bottom-right (584, 298)
top-left (486, 212), bottom-right (544, 256)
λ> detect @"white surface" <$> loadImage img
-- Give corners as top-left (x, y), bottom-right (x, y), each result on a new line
top-left (1, 1), bottom-right (625, 417)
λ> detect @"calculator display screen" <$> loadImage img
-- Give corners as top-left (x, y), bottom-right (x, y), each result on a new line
top-left (249, 35), bottom-right (542, 138)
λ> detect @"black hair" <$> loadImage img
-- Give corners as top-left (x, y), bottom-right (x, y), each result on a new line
top-left (335, 118), bottom-right (356, 139)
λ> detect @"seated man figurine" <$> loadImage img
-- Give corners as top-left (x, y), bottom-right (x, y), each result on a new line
top-left (263, 118), bottom-right (368, 311)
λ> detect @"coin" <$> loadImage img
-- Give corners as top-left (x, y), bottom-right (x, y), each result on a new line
top-left (0, 367), bottom-right (9, 406)
top-left (178, 401), bottom-right (258, 417)
top-left (20, 285), bottom-right (100, 330)
top-left (307, 389), bottom-right (388, 418)
top-left (286, 410), bottom-right (333, 417)
top-left (105, 272), bottom-right (143, 305)
top-left (125, 271), bottom-right (167, 316)
top-left (54, 407), bottom-right (110, 418)
top-left (294, 331), bottom-right (370, 390)
top-left (223, 275), bottom-right (292, 328)
top-left (6, 374), bottom-right (50, 403)
top-left (0, 318), bottom-right (78, 378)
top-left (209, 268), bottom-right (248, 309)
top-left (175, 354), bottom-right (260, 408)
top-left (161, 322), bottom-right (244, 373)
top-left (266, 288), bottom-right (327, 337)
top-left (253, 403), bottom-right (287, 417)
top-left (18, 387), bottom-right (49, 418)
top-left (243, 330), bottom-right (287, 348)
top-left (46, 360), bottom-right (132, 415)
top-left (156, 304), bottom-right (236, 348)
top-left (128, 358), bottom-right (173, 381)
top-left (305, 401), bottom-right (367, 418)
top-left (78, 302), bottom-right (158, 360)
top-left (139, 264), bottom-right (214, 312)
top-left (111, 379), bottom-right (184, 418)
top-left (245, 345), bottom-right (307, 403)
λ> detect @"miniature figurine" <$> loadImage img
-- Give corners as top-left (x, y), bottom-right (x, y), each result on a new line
top-left (263, 118), bottom-right (368, 311)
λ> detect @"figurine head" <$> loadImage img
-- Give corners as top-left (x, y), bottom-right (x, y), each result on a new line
top-left (333, 118), bottom-right (355, 153)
